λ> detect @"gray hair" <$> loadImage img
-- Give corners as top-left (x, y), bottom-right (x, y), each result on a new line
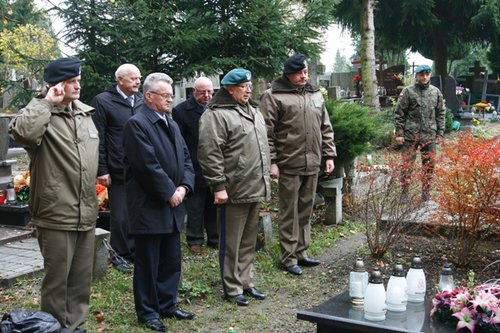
top-left (115, 64), bottom-right (140, 80)
top-left (143, 73), bottom-right (173, 93)
top-left (193, 76), bottom-right (213, 89)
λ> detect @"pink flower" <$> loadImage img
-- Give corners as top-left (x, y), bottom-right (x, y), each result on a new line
top-left (470, 290), bottom-right (498, 312)
top-left (452, 307), bottom-right (477, 333)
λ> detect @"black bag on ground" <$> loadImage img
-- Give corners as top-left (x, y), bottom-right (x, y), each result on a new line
top-left (0, 310), bottom-right (61, 333)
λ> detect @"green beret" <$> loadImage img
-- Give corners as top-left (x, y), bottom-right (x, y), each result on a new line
top-left (43, 57), bottom-right (81, 83)
top-left (415, 64), bottom-right (432, 74)
top-left (221, 68), bottom-right (252, 85)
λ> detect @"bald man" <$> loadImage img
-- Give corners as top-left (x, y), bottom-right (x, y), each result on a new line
top-left (172, 77), bottom-right (218, 253)
top-left (91, 64), bottom-right (143, 272)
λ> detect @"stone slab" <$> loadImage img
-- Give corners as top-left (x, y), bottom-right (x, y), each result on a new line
top-left (0, 237), bottom-right (44, 288)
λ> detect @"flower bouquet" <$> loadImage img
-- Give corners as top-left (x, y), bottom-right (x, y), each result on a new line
top-left (95, 183), bottom-right (109, 211)
top-left (431, 283), bottom-right (500, 333)
top-left (13, 171), bottom-right (30, 202)
top-left (11, 171), bottom-right (109, 210)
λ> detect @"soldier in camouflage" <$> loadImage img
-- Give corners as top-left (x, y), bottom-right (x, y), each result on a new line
top-left (394, 64), bottom-right (446, 201)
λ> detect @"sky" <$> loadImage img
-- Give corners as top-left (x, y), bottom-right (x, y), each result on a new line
top-left (321, 24), bottom-right (433, 73)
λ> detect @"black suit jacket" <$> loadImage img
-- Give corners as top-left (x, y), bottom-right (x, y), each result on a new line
top-left (123, 104), bottom-right (194, 235)
top-left (172, 96), bottom-right (207, 188)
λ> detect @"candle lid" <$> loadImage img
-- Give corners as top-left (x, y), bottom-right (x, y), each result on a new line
top-left (441, 261), bottom-right (453, 276)
top-left (410, 256), bottom-right (423, 269)
top-left (353, 258), bottom-right (366, 272)
top-left (391, 261), bottom-right (405, 277)
top-left (369, 268), bottom-right (383, 284)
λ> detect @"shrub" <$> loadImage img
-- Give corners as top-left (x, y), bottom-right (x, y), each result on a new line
top-left (325, 100), bottom-right (385, 162)
top-left (431, 133), bottom-right (500, 267)
top-left (353, 149), bottom-right (425, 258)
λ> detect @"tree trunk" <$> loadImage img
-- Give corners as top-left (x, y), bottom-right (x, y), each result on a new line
top-left (360, 0), bottom-right (380, 110)
top-left (433, 29), bottom-right (448, 77)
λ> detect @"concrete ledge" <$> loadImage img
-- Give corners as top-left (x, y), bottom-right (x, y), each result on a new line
top-left (317, 178), bottom-right (343, 225)
top-left (93, 228), bottom-right (110, 281)
top-left (256, 212), bottom-right (274, 251)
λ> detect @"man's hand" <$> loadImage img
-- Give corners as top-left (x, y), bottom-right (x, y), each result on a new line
top-left (44, 82), bottom-right (66, 105)
top-left (169, 186), bottom-right (187, 207)
top-left (214, 189), bottom-right (228, 205)
top-left (395, 136), bottom-right (405, 145)
top-left (436, 135), bottom-right (444, 145)
top-left (271, 163), bottom-right (280, 179)
top-left (324, 159), bottom-right (334, 174)
top-left (97, 174), bottom-right (111, 187)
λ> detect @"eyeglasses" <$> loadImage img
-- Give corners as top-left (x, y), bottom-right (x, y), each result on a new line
top-left (237, 84), bottom-right (253, 91)
top-left (195, 89), bottom-right (214, 95)
top-left (150, 91), bottom-right (174, 99)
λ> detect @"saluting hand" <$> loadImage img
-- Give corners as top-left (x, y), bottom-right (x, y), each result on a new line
top-left (45, 82), bottom-right (66, 105)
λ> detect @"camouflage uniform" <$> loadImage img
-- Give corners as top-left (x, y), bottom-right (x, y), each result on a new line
top-left (395, 81), bottom-right (445, 198)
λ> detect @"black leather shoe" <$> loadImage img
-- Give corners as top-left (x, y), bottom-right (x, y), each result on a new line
top-left (227, 294), bottom-right (249, 306)
top-left (111, 257), bottom-right (133, 273)
top-left (286, 264), bottom-right (303, 276)
top-left (140, 318), bottom-right (166, 332)
top-left (298, 257), bottom-right (321, 267)
top-left (244, 287), bottom-right (266, 300)
top-left (161, 308), bottom-right (195, 320)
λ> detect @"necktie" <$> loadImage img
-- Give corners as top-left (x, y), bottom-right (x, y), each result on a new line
top-left (126, 96), bottom-right (133, 106)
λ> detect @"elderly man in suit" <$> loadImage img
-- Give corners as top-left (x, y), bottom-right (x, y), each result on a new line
top-left (123, 72), bottom-right (195, 332)
top-left (91, 63), bottom-right (143, 273)
top-left (172, 77), bottom-right (218, 253)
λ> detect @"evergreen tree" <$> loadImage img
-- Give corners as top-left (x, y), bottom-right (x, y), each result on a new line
top-left (333, 50), bottom-right (351, 73)
top-left (56, 0), bottom-right (337, 101)
top-left (333, 0), bottom-right (497, 77)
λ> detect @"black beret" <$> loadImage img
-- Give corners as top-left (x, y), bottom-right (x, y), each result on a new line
top-left (43, 58), bottom-right (81, 84)
top-left (283, 54), bottom-right (308, 75)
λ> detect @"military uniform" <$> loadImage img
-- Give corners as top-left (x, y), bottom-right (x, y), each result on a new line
top-left (395, 65), bottom-right (445, 197)
top-left (260, 66), bottom-right (335, 270)
top-left (198, 69), bottom-right (270, 303)
top-left (9, 58), bottom-right (98, 332)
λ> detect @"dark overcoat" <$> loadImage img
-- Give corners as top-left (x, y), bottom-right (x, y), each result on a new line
top-left (123, 104), bottom-right (194, 235)
top-left (172, 96), bottom-right (207, 188)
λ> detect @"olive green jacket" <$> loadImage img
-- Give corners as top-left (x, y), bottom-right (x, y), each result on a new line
top-left (259, 76), bottom-right (336, 176)
top-left (395, 82), bottom-right (445, 141)
top-left (198, 88), bottom-right (271, 204)
top-left (9, 96), bottom-right (99, 231)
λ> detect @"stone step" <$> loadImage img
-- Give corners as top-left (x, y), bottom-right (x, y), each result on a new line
top-left (0, 224), bottom-right (34, 245)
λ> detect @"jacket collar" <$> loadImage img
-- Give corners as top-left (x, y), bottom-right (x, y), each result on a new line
top-left (139, 103), bottom-right (171, 126)
top-left (186, 96), bottom-right (206, 112)
top-left (271, 75), bottom-right (319, 93)
top-left (107, 83), bottom-right (144, 104)
top-left (208, 87), bottom-right (258, 108)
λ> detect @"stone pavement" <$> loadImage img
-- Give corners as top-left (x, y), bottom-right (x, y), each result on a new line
top-left (0, 229), bottom-right (43, 288)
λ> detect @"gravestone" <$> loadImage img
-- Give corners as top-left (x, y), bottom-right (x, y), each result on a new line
top-left (0, 116), bottom-right (16, 189)
top-left (376, 65), bottom-right (405, 96)
top-left (443, 76), bottom-right (460, 114)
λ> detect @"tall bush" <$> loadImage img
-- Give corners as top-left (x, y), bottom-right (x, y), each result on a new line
top-left (325, 100), bottom-right (384, 161)
top-left (431, 133), bottom-right (500, 266)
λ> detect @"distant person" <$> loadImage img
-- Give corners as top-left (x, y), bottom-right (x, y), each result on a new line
top-left (260, 54), bottom-right (336, 276)
top-left (198, 68), bottom-right (271, 306)
top-left (123, 73), bottom-right (195, 332)
top-left (172, 77), bottom-right (218, 253)
top-left (395, 64), bottom-right (445, 201)
top-left (9, 57), bottom-right (98, 333)
top-left (91, 64), bottom-right (143, 273)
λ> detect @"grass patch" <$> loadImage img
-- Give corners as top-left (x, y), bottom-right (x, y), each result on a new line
top-left (0, 215), bottom-right (359, 332)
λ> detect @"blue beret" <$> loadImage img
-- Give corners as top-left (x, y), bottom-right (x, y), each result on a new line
top-left (221, 68), bottom-right (252, 85)
top-left (43, 58), bottom-right (81, 84)
top-left (283, 54), bottom-right (308, 74)
top-left (415, 64), bottom-right (432, 74)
